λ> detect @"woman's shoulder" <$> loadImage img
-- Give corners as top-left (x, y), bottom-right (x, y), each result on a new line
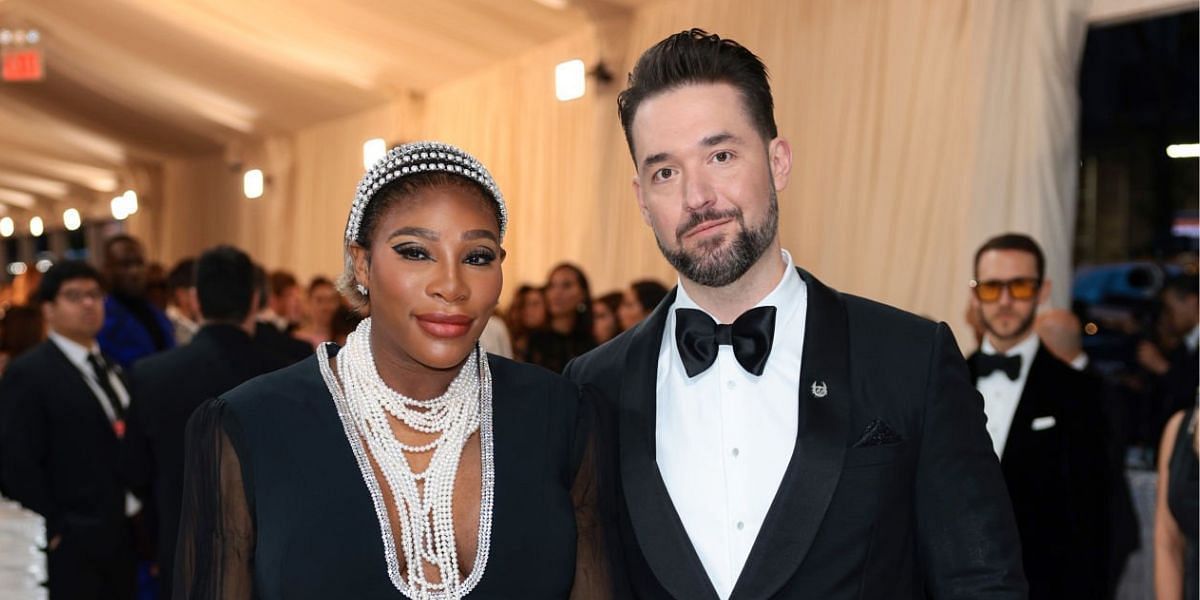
top-left (220, 352), bottom-right (330, 420)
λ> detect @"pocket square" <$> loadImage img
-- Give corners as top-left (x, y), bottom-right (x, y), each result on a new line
top-left (854, 418), bottom-right (903, 447)
top-left (1031, 416), bottom-right (1056, 431)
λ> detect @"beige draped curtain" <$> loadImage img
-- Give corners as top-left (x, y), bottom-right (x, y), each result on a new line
top-left (135, 0), bottom-right (1089, 344)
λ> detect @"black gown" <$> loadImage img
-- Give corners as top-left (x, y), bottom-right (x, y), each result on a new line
top-left (1168, 408), bottom-right (1199, 600)
top-left (172, 347), bottom-right (600, 599)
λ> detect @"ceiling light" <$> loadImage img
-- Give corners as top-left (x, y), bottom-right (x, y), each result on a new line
top-left (123, 190), bottom-right (138, 215)
top-left (35, 259), bottom-right (52, 273)
top-left (363, 138), bottom-right (387, 171)
top-left (1166, 143), bottom-right (1199, 159)
top-left (29, 216), bottom-right (43, 237)
top-left (63, 208), bottom-right (81, 231)
top-left (112, 196), bottom-right (129, 220)
top-left (0, 217), bottom-right (13, 238)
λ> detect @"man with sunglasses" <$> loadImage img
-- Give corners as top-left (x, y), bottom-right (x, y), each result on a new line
top-left (967, 233), bottom-right (1118, 600)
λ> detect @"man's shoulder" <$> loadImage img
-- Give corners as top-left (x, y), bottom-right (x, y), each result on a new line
top-left (3, 341), bottom-right (63, 378)
top-left (840, 293), bottom-right (942, 349)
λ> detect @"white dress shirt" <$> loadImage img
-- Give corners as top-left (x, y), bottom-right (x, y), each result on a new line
top-left (655, 250), bottom-right (806, 599)
top-left (47, 331), bottom-right (130, 423)
top-left (975, 333), bottom-right (1040, 458)
top-left (1185, 325), bottom-right (1200, 353)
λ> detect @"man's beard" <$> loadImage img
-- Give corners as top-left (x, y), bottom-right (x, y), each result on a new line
top-left (655, 189), bottom-right (779, 288)
top-left (980, 305), bottom-right (1037, 343)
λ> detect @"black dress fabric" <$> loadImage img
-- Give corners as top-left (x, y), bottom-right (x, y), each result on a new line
top-left (172, 347), bottom-right (599, 599)
top-left (524, 330), bottom-right (595, 375)
top-left (1168, 408), bottom-right (1199, 600)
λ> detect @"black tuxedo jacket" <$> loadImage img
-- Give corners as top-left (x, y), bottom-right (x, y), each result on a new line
top-left (0, 339), bottom-right (131, 556)
top-left (968, 345), bottom-right (1116, 600)
top-left (123, 323), bottom-right (290, 596)
top-left (566, 269), bottom-right (1026, 600)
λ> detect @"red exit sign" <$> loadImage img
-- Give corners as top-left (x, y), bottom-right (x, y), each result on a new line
top-left (3, 49), bottom-right (43, 82)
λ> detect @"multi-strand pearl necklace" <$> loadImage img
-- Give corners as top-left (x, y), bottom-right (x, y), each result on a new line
top-left (319, 317), bottom-right (495, 599)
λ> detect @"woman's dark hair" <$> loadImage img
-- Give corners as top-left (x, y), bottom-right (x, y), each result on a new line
top-left (339, 172), bottom-right (503, 310)
top-left (549, 263), bottom-right (594, 343)
top-left (630, 279), bottom-right (669, 314)
top-left (507, 284), bottom-right (547, 336)
top-left (596, 291), bottom-right (625, 338)
top-left (618, 28), bottom-right (777, 162)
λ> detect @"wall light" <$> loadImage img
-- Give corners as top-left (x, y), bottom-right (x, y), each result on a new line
top-left (1166, 143), bottom-right (1199, 159)
top-left (363, 138), bottom-right (387, 171)
top-left (35, 259), bottom-right (52, 273)
top-left (555, 59), bottom-right (585, 101)
top-left (244, 169), bottom-right (264, 199)
top-left (123, 190), bottom-right (138, 215)
top-left (63, 208), bottom-right (81, 231)
top-left (112, 196), bottom-right (129, 220)
top-left (7, 262), bottom-right (26, 276)
top-left (0, 217), bottom-right (12, 238)
top-left (29, 216), bottom-right (43, 237)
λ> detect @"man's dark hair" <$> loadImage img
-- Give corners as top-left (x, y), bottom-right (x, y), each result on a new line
top-left (617, 28), bottom-right (778, 163)
top-left (36, 260), bottom-right (103, 304)
top-left (167, 258), bottom-right (196, 292)
top-left (195, 245), bottom-right (255, 322)
top-left (973, 233), bottom-right (1046, 281)
top-left (269, 270), bottom-right (298, 297)
top-left (103, 233), bottom-right (141, 258)
top-left (630, 279), bottom-right (669, 313)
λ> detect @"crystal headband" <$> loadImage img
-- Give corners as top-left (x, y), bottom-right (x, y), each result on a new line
top-left (345, 141), bottom-right (507, 244)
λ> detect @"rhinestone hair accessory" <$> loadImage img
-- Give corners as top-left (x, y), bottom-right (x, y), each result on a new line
top-left (346, 141), bottom-right (507, 245)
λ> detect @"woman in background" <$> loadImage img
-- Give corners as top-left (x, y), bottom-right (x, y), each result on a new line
top-left (592, 292), bottom-right (623, 345)
top-left (525, 263), bottom-right (595, 373)
top-left (1154, 403), bottom-right (1198, 600)
top-left (505, 284), bottom-right (546, 360)
top-left (294, 277), bottom-right (341, 348)
top-left (616, 279), bottom-right (668, 331)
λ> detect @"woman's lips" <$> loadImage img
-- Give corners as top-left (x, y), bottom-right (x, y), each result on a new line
top-left (415, 313), bottom-right (474, 338)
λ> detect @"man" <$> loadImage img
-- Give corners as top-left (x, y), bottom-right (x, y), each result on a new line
top-left (124, 246), bottom-right (292, 598)
top-left (258, 269), bottom-right (304, 332)
top-left (165, 258), bottom-right (200, 345)
top-left (566, 29), bottom-right (1025, 599)
top-left (966, 233), bottom-right (1118, 599)
top-left (1136, 274), bottom-right (1199, 444)
top-left (0, 261), bottom-right (135, 599)
top-left (98, 234), bottom-right (175, 368)
top-left (252, 265), bottom-right (313, 364)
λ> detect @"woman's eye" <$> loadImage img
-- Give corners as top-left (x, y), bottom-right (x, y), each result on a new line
top-left (465, 249), bottom-right (497, 266)
top-left (394, 245), bottom-right (431, 261)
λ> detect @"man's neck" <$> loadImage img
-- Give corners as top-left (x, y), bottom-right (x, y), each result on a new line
top-left (50, 329), bottom-right (95, 352)
top-left (680, 243), bottom-right (786, 324)
top-left (202, 316), bottom-right (257, 336)
top-left (985, 328), bottom-right (1036, 355)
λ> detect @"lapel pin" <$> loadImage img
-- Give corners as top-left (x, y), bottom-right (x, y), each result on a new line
top-left (811, 381), bottom-right (828, 398)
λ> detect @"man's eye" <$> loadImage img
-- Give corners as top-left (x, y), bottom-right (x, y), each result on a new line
top-left (653, 168), bottom-right (675, 182)
top-left (713, 151), bottom-right (732, 163)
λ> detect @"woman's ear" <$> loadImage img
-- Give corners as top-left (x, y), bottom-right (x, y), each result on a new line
top-left (350, 244), bottom-right (370, 291)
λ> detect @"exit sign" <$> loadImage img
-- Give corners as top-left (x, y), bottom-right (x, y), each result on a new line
top-left (3, 49), bottom-right (43, 82)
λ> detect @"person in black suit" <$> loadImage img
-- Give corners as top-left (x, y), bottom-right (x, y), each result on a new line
top-left (123, 246), bottom-right (292, 598)
top-left (251, 265), bottom-right (314, 365)
top-left (1136, 274), bottom-right (1200, 450)
top-left (565, 29), bottom-right (1025, 600)
top-left (0, 260), bottom-right (136, 599)
top-left (966, 233), bottom-right (1118, 599)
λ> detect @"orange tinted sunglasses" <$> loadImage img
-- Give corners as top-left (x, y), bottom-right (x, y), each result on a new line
top-left (970, 277), bottom-right (1041, 302)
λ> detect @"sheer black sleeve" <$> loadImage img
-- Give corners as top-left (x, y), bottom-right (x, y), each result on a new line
top-left (570, 386), bottom-right (615, 600)
top-left (173, 397), bottom-right (255, 600)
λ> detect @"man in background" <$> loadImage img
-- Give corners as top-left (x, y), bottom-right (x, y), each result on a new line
top-left (98, 235), bottom-right (174, 369)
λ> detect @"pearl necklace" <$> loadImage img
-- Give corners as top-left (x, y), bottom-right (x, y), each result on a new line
top-left (319, 318), bottom-right (495, 599)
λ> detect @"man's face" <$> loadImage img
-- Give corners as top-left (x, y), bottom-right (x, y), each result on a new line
top-left (630, 82), bottom-right (791, 288)
top-left (105, 240), bottom-right (147, 297)
top-left (972, 249), bottom-right (1048, 344)
top-left (43, 278), bottom-right (105, 342)
top-left (1163, 289), bottom-right (1199, 334)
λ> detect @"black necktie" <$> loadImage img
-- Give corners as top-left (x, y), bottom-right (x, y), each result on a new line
top-left (675, 306), bottom-right (777, 378)
top-left (976, 353), bottom-right (1021, 381)
top-left (86, 353), bottom-right (125, 419)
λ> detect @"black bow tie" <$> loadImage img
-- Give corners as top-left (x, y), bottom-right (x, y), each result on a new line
top-left (977, 353), bottom-right (1021, 381)
top-left (675, 306), bottom-right (777, 378)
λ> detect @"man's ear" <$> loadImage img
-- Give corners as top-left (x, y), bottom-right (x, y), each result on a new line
top-left (768, 137), bottom-right (793, 193)
top-left (1038, 278), bottom-right (1052, 305)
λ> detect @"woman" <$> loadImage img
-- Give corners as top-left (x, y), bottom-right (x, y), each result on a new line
top-left (616, 279), bottom-right (668, 331)
top-left (592, 292), bottom-right (623, 345)
top-left (1154, 405), bottom-right (1198, 600)
top-left (293, 277), bottom-right (341, 348)
top-left (174, 142), bottom-right (603, 599)
top-left (505, 285), bottom-right (546, 360)
top-left (525, 264), bottom-right (596, 373)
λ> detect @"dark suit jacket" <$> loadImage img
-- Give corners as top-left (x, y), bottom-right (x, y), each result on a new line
top-left (0, 339), bottom-right (131, 558)
top-left (968, 345), bottom-right (1119, 600)
top-left (124, 323), bottom-right (290, 597)
top-left (566, 269), bottom-right (1026, 600)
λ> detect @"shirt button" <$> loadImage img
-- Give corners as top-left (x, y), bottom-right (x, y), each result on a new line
top-left (726, 380), bottom-right (736, 390)
top-left (731, 448), bottom-right (740, 457)
top-left (736, 521), bottom-right (744, 530)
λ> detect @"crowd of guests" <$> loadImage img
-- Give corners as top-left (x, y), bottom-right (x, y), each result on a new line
top-left (0, 229), bottom-right (1193, 600)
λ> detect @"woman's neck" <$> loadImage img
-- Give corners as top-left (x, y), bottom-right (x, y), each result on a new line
top-left (369, 329), bottom-right (462, 400)
top-left (550, 314), bottom-right (575, 335)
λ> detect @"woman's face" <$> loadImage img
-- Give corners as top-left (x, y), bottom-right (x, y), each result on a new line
top-left (593, 300), bottom-right (617, 344)
top-left (353, 184), bottom-right (503, 370)
top-left (309, 284), bottom-right (341, 324)
top-left (618, 287), bottom-right (646, 330)
top-left (520, 289), bottom-right (547, 329)
top-left (545, 267), bottom-right (584, 318)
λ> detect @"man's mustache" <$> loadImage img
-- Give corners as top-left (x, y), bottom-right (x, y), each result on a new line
top-left (676, 208), bottom-right (742, 241)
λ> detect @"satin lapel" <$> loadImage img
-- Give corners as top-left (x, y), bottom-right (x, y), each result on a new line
top-left (1000, 346), bottom-right (1054, 471)
top-left (619, 288), bottom-right (720, 600)
top-left (730, 269), bottom-right (852, 600)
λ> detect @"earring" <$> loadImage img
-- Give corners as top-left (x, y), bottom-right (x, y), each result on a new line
top-left (577, 302), bottom-right (587, 314)
top-left (356, 284), bottom-right (369, 296)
